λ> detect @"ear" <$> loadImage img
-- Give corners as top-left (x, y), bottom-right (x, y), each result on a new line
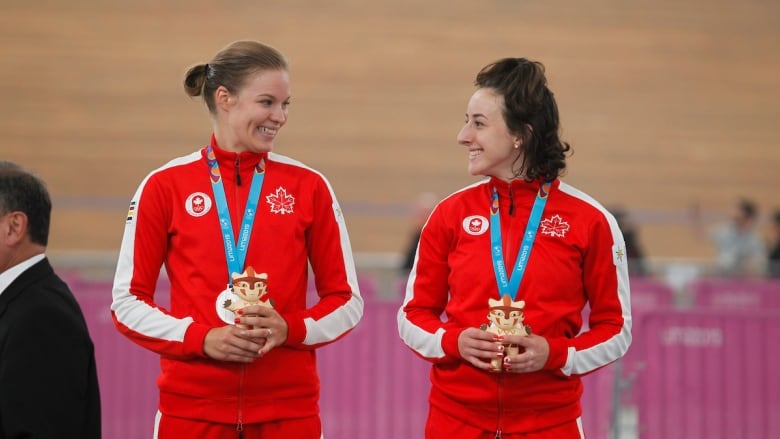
top-left (511, 132), bottom-right (524, 150)
top-left (215, 86), bottom-right (234, 110)
top-left (512, 124), bottom-right (534, 149)
top-left (1, 212), bottom-right (28, 246)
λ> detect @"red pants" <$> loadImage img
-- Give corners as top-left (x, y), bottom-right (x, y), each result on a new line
top-left (154, 411), bottom-right (322, 439)
top-left (425, 405), bottom-right (585, 439)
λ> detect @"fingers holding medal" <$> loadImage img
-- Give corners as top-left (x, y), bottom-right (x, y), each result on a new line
top-left (220, 267), bottom-right (290, 357)
top-left (222, 267), bottom-right (274, 327)
top-left (482, 295), bottom-right (531, 373)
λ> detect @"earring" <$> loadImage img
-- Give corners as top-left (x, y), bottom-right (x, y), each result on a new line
top-left (513, 143), bottom-right (520, 149)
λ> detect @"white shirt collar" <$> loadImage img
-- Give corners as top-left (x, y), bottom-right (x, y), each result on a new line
top-left (0, 253), bottom-right (46, 296)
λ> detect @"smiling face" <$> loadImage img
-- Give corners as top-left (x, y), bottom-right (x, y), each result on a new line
top-left (457, 88), bottom-right (521, 181)
top-left (215, 69), bottom-right (291, 153)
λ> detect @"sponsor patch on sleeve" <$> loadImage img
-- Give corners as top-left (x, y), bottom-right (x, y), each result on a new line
top-left (612, 244), bottom-right (627, 266)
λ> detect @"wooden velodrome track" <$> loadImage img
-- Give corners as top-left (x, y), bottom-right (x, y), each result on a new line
top-left (1, 0), bottom-right (778, 268)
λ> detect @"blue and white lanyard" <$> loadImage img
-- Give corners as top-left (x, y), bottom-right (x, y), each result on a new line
top-left (489, 181), bottom-right (552, 300)
top-left (206, 144), bottom-right (266, 285)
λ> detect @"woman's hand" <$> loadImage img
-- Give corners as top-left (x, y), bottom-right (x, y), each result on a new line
top-left (457, 327), bottom-right (504, 371)
top-left (501, 334), bottom-right (550, 373)
top-left (203, 306), bottom-right (289, 362)
top-left (234, 305), bottom-right (289, 357)
top-left (203, 324), bottom-right (266, 363)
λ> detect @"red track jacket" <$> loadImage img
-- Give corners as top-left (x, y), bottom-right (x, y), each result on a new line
top-left (398, 177), bottom-right (631, 434)
top-left (111, 139), bottom-right (363, 425)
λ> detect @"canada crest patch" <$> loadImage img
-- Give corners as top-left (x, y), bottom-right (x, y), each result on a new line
top-left (185, 192), bottom-right (212, 217)
top-left (463, 215), bottom-right (489, 235)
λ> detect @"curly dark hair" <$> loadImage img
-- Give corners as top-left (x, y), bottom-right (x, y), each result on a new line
top-left (474, 58), bottom-right (571, 181)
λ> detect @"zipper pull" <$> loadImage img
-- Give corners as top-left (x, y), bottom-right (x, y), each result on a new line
top-left (508, 187), bottom-right (514, 215)
top-left (235, 158), bottom-right (242, 186)
top-left (495, 429), bottom-right (502, 439)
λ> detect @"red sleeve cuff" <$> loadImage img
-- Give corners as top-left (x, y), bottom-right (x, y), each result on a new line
top-left (545, 336), bottom-right (569, 370)
top-left (441, 326), bottom-right (466, 360)
top-left (183, 322), bottom-right (211, 357)
top-left (281, 311), bottom-right (306, 346)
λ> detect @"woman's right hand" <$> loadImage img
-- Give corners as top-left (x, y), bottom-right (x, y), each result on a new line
top-left (203, 325), bottom-right (267, 363)
top-left (457, 327), bottom-right (503, 371)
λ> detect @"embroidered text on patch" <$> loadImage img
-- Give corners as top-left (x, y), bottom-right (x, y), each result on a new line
top-left (540, 214), bottom-right (569, 238)
top-left (266, 186), bottom-right (295, 214)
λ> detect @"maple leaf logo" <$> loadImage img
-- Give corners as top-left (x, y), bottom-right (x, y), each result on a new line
top-left (540, 214), bottom-right (569, 238)
top-left (462, 215), bottom-right (489, 235)
top-left (469, 218), bottom-right (483, 233)
top-left (266, 186), bottom-right (295, 215)
top-left (192, 195), bottom-right (205, 213)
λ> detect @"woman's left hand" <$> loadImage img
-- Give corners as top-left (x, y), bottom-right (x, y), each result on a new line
top-left (501, 334), bottom-right (550, 373)
top-left (235, 305), bottom-right (289, 356)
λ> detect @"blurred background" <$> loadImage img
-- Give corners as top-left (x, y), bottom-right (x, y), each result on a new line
top-left (2, 0), bottom-right (779, 438)
top-left (2, 0), bottom-right (779, 268)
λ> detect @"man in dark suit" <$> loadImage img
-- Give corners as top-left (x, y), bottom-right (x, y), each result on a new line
top-left (0, 161), bottom-right (101, 438)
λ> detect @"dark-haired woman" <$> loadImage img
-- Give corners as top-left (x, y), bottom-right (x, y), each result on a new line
top-left (398, 57), bottom-right (631, 438)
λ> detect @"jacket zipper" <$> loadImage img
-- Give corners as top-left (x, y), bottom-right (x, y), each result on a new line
top-left (496, 373), bottom-right (504, 438)
top-left (497, 184), bottom-right (508, 439)
top-left (508, 186), bottom-right (515, 216)
top-left (235, 157), bottom-right (242, 186)
top-left (237, 364), bottom-right (245, 437)
top-left (234, 155), bottom-right (244, 439)
top-left (504, 188), bottom-right (518, 271)
top-left (233, 156), bottom-right (243, 233)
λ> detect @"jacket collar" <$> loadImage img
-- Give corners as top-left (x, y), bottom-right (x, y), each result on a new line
top-left (0, 257), bottom-right (53, 317)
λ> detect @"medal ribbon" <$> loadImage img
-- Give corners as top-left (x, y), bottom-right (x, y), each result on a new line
top-left (489, 181), bottom-right (552, 300)
top-left (206, 144), bottom-right (266, 284)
